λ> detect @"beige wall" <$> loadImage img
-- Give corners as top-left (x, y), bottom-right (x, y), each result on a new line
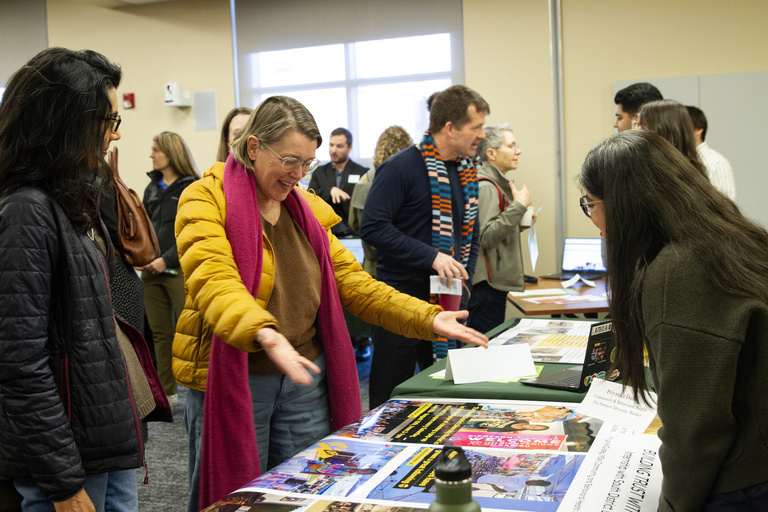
top-left (464, 0), bottom-right (768, 274)
top-left (45, 0), bottom-right (768, 274)
top-left (46, 0), bottom-right (234, 192)
top-left (560, 0), bottom-right (768, 241)
top-left (463, 0), bottom-right (557, 274)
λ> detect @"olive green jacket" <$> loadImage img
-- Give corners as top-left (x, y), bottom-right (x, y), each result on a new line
top-left (472, 162), bottom-right (527, 292)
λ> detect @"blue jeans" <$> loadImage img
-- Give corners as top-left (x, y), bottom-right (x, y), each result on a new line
top-left (14, 470), bottom-right (137, 512)
top-left (184, 387), bottom-right (205, 512)
top-left (104, 470), bottom-right (137, 512)
top-left (702, 480), bottom-right (768, 511)
top-left (249, 354), bottom-right (331, 473)
top-left (184, 356), bottom-right (330, 511)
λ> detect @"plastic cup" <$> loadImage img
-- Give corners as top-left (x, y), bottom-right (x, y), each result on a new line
top-left (439, 293), bottom-right (462, 311)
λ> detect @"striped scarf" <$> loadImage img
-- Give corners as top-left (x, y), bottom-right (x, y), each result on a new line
top-left (421, 131), bottom-right (479, 361)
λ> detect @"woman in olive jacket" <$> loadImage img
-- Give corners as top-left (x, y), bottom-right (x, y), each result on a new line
top-left (579, 130), bottom-right (768, 511)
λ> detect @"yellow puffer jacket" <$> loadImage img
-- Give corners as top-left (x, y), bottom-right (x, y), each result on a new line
top-left (172, 163), bottom-right (442, 392)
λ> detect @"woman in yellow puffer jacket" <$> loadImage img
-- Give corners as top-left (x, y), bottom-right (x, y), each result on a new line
top-left (172, 96), bottom-right (488, 512)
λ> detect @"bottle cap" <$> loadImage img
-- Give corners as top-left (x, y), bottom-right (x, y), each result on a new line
top-left (434, 446), bottom-right (472, 481)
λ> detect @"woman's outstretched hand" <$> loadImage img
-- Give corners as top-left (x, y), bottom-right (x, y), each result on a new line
top-left (432, 311), bottom-right (489, 348)
top-left (255, 327), bottom-right (320, 385)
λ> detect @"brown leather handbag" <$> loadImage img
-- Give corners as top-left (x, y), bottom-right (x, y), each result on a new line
top-left (108, 147), bottom-right (161, 267)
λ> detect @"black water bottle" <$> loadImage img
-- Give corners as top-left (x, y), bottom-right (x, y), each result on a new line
top-left (428, 446), bottom-right (481, 512)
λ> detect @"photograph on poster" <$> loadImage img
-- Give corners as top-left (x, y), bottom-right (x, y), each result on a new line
top-left (488, 318), bottom-right (599, 363)
top-left (367, 446), bottom-right (584, 511)
top-left (337, 400), bottom-right (603, 452)
top-left (244, 438), bottom-right (408, 497)
top-left (200, 491), bottom-right (312, 512)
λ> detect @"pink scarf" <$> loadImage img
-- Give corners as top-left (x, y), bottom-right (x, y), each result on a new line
top-left (198, 156), bottom-right (361, 509)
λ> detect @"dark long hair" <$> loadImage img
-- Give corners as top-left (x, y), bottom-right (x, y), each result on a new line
top-left (0, 47), bottom-right (122, 230)
top-left (579, 130), bottom-right (768, 403)
top-left (637, 99), bottom-right (708, 177)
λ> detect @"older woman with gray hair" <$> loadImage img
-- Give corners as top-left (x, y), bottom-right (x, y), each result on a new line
top-left (172, 96), bottom-right (488, 511)
top-left (467, 123), bottom-right (533, 334)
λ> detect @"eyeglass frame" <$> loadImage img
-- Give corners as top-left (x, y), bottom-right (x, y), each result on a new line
top-left (579, 195), bottom-right (603, 218)
top-left (105, 113), bottom-right (122, 134)
top-left (261, 142), bottom-right (320, 176)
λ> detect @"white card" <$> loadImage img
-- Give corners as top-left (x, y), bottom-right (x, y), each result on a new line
top-left (444, 344), bottom-right (536, 384)
top-left (347, 174), bottom-right (361, 184)
top-left (577, 378), bottom-right (658, 432)
top-left (429, 275), bottom-right (462, 295)
top-left (528, 224), bottom-right (539, 272)
top-left (562, 274), bottom-right (596, 288)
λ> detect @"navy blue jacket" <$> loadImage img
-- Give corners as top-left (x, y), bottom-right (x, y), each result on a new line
top-left (143, 171), bottom-right (196, 269)
top-left (360, 145), bottom-right (478, 286)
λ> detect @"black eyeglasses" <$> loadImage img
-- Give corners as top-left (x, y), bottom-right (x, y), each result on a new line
top-left (105, 113), bottom-right (122, 134)
top-left (579, 195), bottom-right (603, 218)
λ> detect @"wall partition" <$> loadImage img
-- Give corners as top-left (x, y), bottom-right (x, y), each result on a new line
top-left (0, 0), bottom-right (48, 102)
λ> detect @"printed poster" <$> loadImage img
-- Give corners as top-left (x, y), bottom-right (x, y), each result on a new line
top-left (489, 319), bottom-right (596, 364)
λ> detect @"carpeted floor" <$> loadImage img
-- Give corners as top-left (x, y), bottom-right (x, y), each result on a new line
top-left (136, 353), bottom-right (372, 511)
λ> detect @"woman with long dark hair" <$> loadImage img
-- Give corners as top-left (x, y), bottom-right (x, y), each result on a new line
top-left (0, 48), bottom-right (170, 511)
top-left (579, 129), bottom-right (768, 510)
top-left (635, 99), bottom-right (708, 177)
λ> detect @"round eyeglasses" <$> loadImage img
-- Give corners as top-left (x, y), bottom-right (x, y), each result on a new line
top-left (579, 195), bottom-right (603, 218)
top-left (261, 142), bottom-right (320, 176)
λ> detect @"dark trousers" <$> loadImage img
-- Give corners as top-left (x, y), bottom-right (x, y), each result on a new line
top-left (702, 480), bottom-right (768, 511)
top-left (369, 278), bottom-right (433, 410)
top-left (466, 281), bottom-right (508, 335)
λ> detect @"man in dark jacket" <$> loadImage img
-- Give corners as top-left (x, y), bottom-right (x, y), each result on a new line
top-left (308, 127), bottom-right (368, 237)
top-left (360, 85), bottom-right (489, 409)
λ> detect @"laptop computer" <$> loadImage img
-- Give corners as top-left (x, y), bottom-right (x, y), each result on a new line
top-left (540, 238), bottom-right (606, 280)
top-left (521, 320), bottom-right (615, 392)
top-left (339, 237), bottom-right (365, 264)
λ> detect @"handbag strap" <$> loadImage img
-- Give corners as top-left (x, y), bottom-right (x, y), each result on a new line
top-left (478, 176), bottom-right (508, 283)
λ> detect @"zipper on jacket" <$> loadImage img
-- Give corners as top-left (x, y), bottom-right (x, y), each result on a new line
top-left (95, 248), bottom-right (145, 465)
top-left (58, 357), bottom-right (71, 419)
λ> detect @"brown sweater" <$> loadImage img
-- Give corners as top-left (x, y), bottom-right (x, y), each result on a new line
top-left (249, 203), bottom-right (323, 374)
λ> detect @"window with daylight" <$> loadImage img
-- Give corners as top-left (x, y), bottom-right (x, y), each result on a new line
top-left (243, 33), bottom-right (456, 162)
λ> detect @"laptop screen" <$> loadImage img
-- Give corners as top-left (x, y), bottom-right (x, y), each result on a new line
top-left (339, 237), bottom-right (365, 264)
top-left (561, 238), bottom-right (606, 273)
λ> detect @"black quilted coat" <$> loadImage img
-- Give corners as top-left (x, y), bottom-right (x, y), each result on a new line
top-left (0, 188), bottom-right (170, 501)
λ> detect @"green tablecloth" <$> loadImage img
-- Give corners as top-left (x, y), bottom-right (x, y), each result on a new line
top-left (390, 317), bottom-right (590, 404)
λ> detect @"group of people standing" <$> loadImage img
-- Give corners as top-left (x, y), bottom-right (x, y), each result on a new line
top-left (1, 46), bottom-right (767, 512)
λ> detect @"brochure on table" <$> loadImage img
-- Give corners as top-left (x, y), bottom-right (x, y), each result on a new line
top-left (204, 397), bottom-right (663, 512)
top-left (489, 318), bottom-right (599, 365)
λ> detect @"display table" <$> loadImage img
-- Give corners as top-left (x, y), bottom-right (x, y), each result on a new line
top-left (203, 396), bottom-right (663, 512)
top-left (508, 277), bottom-right (610, 316)
top-left (391, 317), bottom-right (591, 403)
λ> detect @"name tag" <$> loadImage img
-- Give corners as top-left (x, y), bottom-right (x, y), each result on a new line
top-left (347, 174), bottom-right (360, 184)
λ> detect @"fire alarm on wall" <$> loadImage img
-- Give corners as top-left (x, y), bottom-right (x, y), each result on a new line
top-left (123, 93), bottom-right (135, 109)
